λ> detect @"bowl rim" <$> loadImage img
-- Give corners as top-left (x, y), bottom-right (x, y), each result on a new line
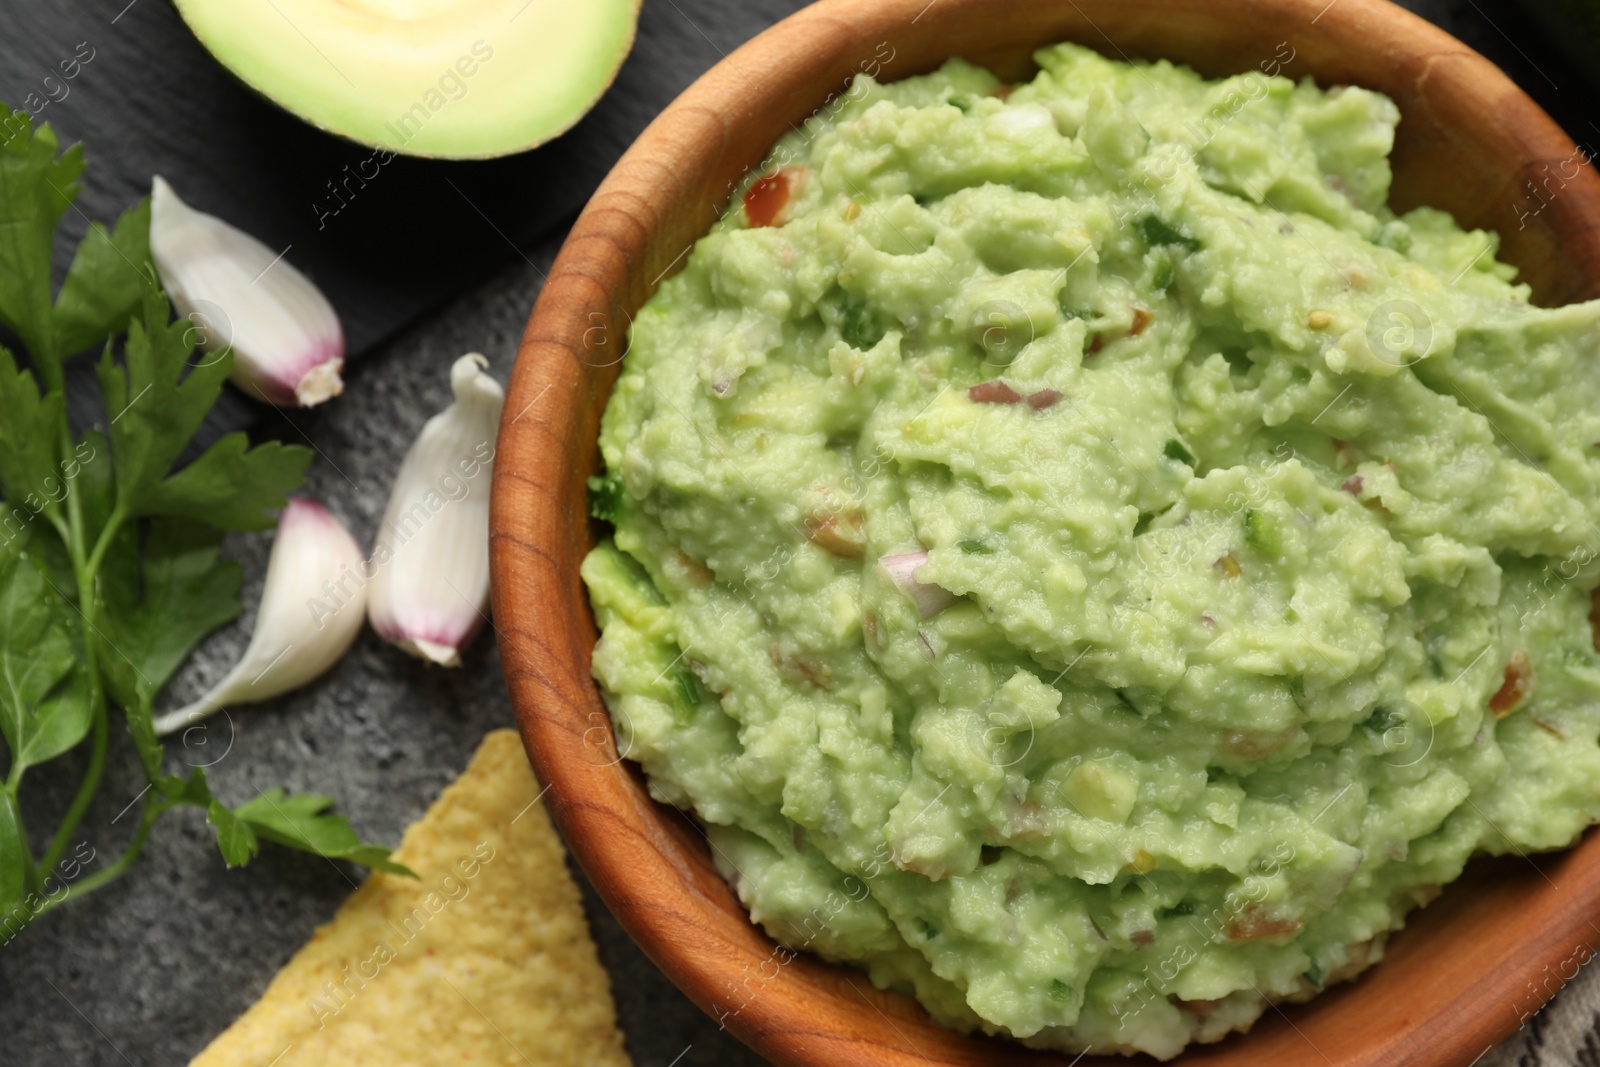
top-left (489, 1), bottom-right (1600, 1064)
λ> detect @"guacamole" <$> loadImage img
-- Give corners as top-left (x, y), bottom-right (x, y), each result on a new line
top-left (581, 43), bottom-right (1600, 1058)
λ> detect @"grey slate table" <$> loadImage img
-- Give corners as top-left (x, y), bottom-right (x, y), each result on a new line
top-left (2, 2), bottom-right (1598, 1066)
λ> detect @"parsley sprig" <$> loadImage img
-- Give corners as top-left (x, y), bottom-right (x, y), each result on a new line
top-left (0, 109), bottom-right (407, 941)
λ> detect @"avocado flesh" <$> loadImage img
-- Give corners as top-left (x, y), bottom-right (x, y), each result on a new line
top-left (172, 0), bottom-right (640, 159)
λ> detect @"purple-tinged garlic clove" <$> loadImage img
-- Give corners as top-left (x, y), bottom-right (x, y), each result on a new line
top-left (153, 499), bottom-right (367, 736)
top-left (367, 354), bottom-right (503, 667)
top-left (150, 176), bottom-right (345, 408)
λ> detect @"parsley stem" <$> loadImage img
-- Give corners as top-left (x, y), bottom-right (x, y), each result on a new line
top-left (30, 798), bottom-right (165, 922)
top-left (37, 348), bottom-right (116, 898)
top-left (82, 506), bottom-right (126, 584)
top-left (38, 702), bottom-right (108, 877)
top-left (3, 789), bottom-right (39, 897)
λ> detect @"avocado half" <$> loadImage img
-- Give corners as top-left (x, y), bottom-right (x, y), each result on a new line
top-left (171, 0), bottom-right (642, 159)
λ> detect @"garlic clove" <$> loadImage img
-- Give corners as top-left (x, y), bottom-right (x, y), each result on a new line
top-left (367, 353), bottom-right (503, 667)
top-left (149, 176), bottom-right (345, 408)
top-left (153, 499), bottom-right (367, 736)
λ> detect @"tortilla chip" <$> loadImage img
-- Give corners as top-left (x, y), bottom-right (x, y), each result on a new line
top-left (190, 729), bottom-right (631, 1067)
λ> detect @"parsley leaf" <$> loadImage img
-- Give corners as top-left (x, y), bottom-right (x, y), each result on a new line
top-left (1364, 706), bottom-right (1403, 733)
top-left (1243, 508), bottom-right (1282, 555)
top-left (673, 668), bottom-right (703, 713)
top-left (147, 433), bottom-right (309, 530)
top-left (0, 557), bottom-right (89, 776)
top-left (1152, 252), bottom-right (1175, 292)
top-left (0, 346), bottom-right (64, 515)
top-left (236, 790), bottom-right (415, 876)
top-left (102, 519), bottom-right (243, 709)
top-left (55, 198), bottom-right (156, 356)
top-left (840, 292), bottom-right (887, 350)
top-left (588, 474), bottom-right (625, 523)
top-left (206, 797), bottom-right (259, 869)
top-left (98, 294), bottom-right (309, 529)
top-left (1138, 215), bottom-right (1202, 253)
top-left (0, 114), bottom-right (82, 363)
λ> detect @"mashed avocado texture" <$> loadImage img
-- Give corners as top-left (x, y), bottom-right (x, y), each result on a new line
top-left (581, 43), bottom-right (1600, 1058)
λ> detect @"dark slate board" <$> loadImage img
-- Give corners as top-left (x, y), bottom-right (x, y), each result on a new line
top-left (1, 0), bottom-right (811, 431)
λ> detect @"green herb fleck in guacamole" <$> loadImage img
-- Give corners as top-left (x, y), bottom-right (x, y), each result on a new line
top-left (581, 42), bottom-right (1600, 1059)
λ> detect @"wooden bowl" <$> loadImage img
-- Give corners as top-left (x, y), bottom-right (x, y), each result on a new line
top-left (489, 1), bottom-right (1600, 1063)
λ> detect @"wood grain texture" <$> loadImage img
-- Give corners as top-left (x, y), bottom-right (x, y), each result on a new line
top-left (488, 2), bottom-right (1600, 1064)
